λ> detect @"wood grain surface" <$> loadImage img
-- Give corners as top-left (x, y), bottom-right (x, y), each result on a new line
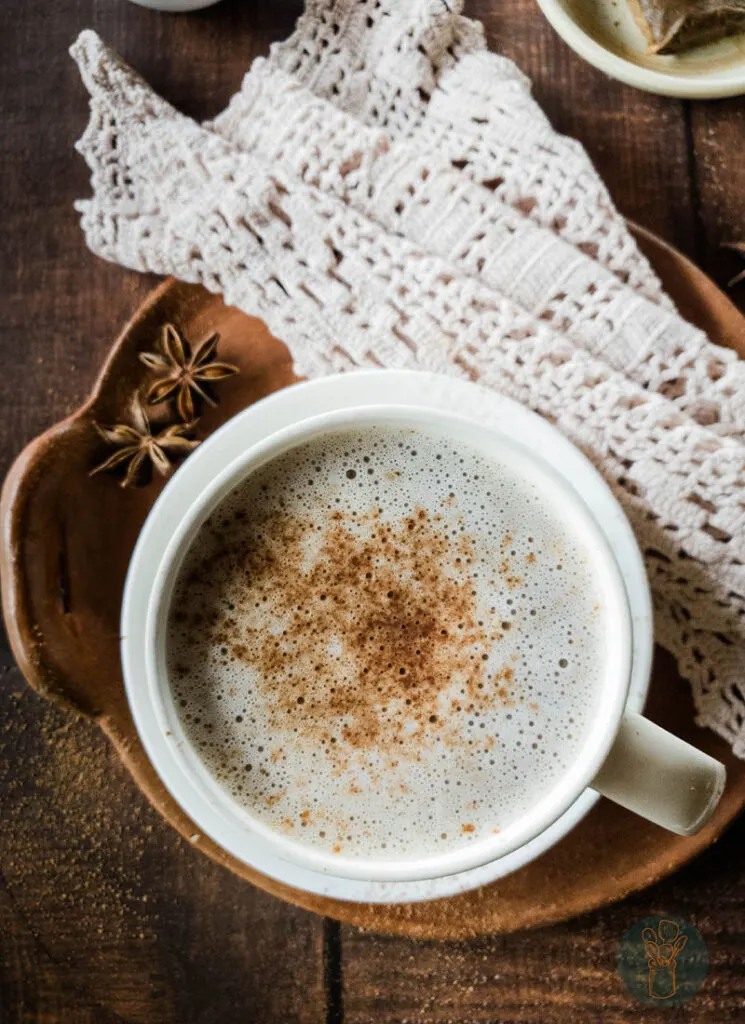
top-left (1, 0), bottom-right (745, 1021)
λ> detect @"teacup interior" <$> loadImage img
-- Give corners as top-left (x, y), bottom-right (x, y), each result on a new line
top-left (156, 411), bottom-right (631, 881)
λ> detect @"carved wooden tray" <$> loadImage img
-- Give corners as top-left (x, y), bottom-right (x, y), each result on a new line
top-left (3, 226), bottom-right (745, 940)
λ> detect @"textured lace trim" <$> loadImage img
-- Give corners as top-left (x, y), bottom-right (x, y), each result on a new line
top-left (213, 60), bottom-right (745, 437)
top-left (269, 0), bottom-right (669, 306)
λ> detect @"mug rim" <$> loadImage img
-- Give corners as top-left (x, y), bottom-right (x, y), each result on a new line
top-left (129, 399), bottom-right (633, 883)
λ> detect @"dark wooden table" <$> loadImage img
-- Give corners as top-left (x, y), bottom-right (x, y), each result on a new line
top-left (2, 1), bottom-right (745, 1021)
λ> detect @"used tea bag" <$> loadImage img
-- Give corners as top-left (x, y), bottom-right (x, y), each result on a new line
top-left (627, 0), bottom-right (745, 52)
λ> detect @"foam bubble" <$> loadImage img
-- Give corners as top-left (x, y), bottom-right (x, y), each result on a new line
top-left (167, 426), bottom-right (607, 861)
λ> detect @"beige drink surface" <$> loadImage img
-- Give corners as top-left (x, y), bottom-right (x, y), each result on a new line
top-left (167, 426), bottom-right (607, 862)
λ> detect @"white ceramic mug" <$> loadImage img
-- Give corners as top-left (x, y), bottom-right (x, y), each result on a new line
top-left (121, 371), bottom-right (726, 891)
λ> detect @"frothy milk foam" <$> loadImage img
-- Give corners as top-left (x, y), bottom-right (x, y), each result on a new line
top-left (167, 425), bottom-right (607, 862)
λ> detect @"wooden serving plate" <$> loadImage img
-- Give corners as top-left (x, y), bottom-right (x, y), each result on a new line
top-left (3, 226), bottom-right (745, 940)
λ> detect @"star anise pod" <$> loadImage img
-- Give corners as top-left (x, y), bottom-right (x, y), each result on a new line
top-left (91, 394), bottom-right (199, 488)
top-left (139, 323), bottom-right (238, 422)
top-left (723, 242), bottom-right (745, 287)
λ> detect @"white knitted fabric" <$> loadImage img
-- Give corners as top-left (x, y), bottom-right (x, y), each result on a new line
top-left (70, 2), bottom-right (745, 757)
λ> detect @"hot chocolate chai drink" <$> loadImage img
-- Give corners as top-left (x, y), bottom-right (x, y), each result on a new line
top-left (167, 425), bottom-right (607, 862)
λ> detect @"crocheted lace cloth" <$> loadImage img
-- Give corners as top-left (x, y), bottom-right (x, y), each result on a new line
top-left (70, 2), bottom-right (745, 757)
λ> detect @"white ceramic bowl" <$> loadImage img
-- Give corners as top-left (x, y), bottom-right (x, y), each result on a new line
top-left (536, 0), bottom-right (745, 98)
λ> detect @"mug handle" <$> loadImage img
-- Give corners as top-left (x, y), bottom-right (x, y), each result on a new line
top-left (591, 712), bottom-right (726, 836)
